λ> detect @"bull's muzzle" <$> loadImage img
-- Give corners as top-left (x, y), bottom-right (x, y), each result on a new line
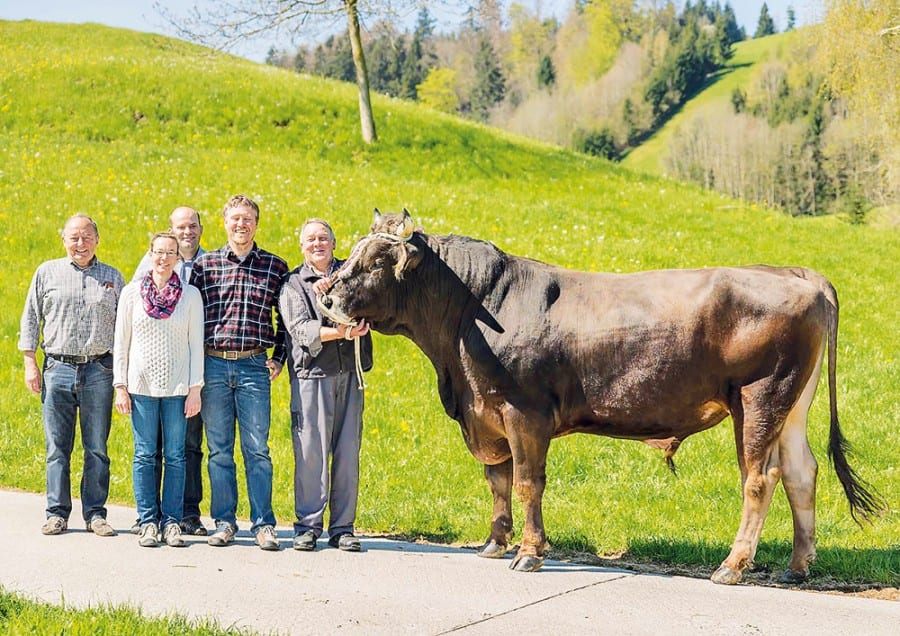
top-left (317, 293), bottom-right (355, 326)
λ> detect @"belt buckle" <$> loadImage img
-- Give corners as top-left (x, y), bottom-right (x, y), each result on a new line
top-left (224, 350), bottom-right (239, 361)
top-left (72, 354), bottom-right (89, 364)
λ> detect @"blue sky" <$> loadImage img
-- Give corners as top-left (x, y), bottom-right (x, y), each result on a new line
top-left (0, 1), bottom-right (823, 63)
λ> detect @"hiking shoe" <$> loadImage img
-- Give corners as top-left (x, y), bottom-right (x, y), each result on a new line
top-left (207, 522), bottom-right (236, 547)
top-left (292, 530), bottom-right (317, 552)
top-left (180, 516), bottom-right (208, 536)
top-left (41, 516), bottom-right (67, 536)
top-left (164, 523), bottom-right (186, 547)
top-left (138, 523), bottom-right (160, 547)
top-left (255, 525), bottom-right (280, 551)
top-left (328, 532), bottom-right (361, 552)
top-left (129, 519), bottom-right (141, 535)
top-left (87, 517), bottom-right (117, 537)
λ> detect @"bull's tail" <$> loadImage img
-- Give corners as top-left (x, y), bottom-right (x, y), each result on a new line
top-left (821, 279), bottom-right (886, 524)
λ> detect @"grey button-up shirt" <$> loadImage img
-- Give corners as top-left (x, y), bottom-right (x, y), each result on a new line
top-left (19, 256), bottom-right (125, 356)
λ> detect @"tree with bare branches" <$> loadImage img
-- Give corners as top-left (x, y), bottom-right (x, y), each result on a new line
top-left (156, 0), bottom-right (422, 144)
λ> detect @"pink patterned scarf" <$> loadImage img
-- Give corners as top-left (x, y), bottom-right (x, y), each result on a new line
top-left (140, 271), bottom-right (183, 319)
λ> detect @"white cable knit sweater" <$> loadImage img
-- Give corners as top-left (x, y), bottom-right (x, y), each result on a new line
top-left (113, 282), bottom-right (204, 397)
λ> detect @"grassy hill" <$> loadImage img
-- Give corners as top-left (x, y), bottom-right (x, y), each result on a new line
top-left (1, 20), bottom-right (897, 587)
top-left (623, 31), bottom-right (803, 176)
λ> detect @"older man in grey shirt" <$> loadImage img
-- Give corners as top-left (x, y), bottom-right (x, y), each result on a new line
top-left (20, 214), bottom-right (124, 537)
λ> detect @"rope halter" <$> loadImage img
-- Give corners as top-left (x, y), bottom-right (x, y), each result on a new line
top-left (315, 213), bottom-right (416, 391)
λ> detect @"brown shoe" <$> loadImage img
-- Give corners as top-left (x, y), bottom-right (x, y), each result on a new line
top-left (41, 516), bottom-right (67, 536)
top-left (87, 517), bottom-right (117, 537)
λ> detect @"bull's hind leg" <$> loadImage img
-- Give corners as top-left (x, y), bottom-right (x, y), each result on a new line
top-left (478, 458), bottom-right (514, 559)
top-left (712, 384), bottom-right (786, 585)
top-left (778, 352), bottom-right (823, 583)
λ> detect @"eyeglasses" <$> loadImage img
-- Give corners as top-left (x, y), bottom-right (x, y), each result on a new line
top-left (151, 250), bottom-right (178, 258)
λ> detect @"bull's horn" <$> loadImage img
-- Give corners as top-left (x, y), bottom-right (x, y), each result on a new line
top-left (373, 208), bottom-right (382, 222)
top-left (397, 209), bottom-right (414, 239)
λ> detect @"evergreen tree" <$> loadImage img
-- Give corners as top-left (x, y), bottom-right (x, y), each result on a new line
top-left (537, 54), bottom-right (556, 90)
top-left (754, 3), bottom-right (777, 38)
top-left (786, 6), bottom-right (796, 31)
top-left (470, 36), bottom-right (506, 121)
top-left (722, 3), bottom-right (746, 42)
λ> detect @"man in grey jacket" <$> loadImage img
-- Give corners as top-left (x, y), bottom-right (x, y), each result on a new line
top-left (279, 218), bottom-right (372, 552)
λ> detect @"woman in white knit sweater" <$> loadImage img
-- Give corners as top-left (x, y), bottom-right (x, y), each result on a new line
top-left (114, 232), bottom-right (204, 548)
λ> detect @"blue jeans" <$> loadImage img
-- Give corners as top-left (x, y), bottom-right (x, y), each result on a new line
top-left (41, 354), bottom-right (114, 523)
top-left (131, 394), bottom-right (187, 528)
top-left (147, 413), bottom-right (204, 520)
top-left (201, 354), bottom-right (275, 532)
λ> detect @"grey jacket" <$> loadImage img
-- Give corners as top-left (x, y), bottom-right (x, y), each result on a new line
top-left (279, 259), bottom-right (373, 380)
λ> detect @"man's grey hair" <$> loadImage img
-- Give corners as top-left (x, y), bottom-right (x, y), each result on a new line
top-left (301, 218), bottom-right (336, 242)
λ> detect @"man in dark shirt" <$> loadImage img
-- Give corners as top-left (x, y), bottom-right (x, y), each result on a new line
top-left (279, 218), bottom-right (372, 552)
top-left (190, 194), bottom-right (288, 551)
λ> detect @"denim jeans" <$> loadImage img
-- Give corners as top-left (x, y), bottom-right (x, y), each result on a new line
top-left (146, 412), bottom-right (204, 520)
top-left (201, 353), bottom-right (275, 532)
top-left (131, 394), bottom-right (187, 528)
top-left (41, 354), bottom-right (114, 523)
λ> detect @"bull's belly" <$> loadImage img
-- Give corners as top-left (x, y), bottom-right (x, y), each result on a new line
top-left (559, 400), bottom-right (730, 441)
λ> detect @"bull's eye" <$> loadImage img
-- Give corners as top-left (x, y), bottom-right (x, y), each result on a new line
top-left (372, 257), bottom-right (385, 270)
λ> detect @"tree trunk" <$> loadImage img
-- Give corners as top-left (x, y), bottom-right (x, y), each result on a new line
top-left (345, 0), bottom-right (377, 143)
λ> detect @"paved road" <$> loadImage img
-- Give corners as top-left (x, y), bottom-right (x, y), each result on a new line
top-left (1, 489), bottom-right (896, 635)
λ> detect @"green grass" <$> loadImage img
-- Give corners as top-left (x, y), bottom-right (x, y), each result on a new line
top-left (1, 18), bottom-right (897, 603)
top-left (622, 31), bottom-right (804, 176)
top-left (0, 587), bottom-right (254, 635)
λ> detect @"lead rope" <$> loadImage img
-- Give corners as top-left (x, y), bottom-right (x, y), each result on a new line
top-left (343, 325), bottom-right (366, 390)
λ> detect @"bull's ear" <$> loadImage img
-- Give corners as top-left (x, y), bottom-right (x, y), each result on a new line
top-left (373, 208), bottom-right (382, 222)
top-left (394, 243), bottom-right (422, 281)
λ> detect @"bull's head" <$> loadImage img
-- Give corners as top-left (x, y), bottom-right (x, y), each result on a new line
top-left (317, 208), bottom-right (423, 333)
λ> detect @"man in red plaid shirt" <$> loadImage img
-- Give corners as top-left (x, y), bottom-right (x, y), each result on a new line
top-left (190, 194), bottom-right (289, 552)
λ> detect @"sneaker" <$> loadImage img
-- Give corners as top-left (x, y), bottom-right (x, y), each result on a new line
top-left (255, 525), bottom-right (280, 551)
top-left (138, 523), bottom-right (160, 547)
top-left (328, 532), bottom-right (361, 552)
top-left (87, 517), bottom-right (117, 537)
top-left (292, 530), bottom-right (317, 551)
top-left (180, 516), bottom-right (208, 536)
top-left (207, 522), bottom-right (236, 547)
top-left (164, 523), bottom-right (186, 547)
top-left (129, 518), bottom-right (141, 535)
top-left (41, 516), bottom-right (67, 536)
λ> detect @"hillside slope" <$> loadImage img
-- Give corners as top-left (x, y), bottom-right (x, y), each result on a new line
top-left (1, 21), bottom-right (896, 585)
top-left (623, 32), bottom-right (801, 176)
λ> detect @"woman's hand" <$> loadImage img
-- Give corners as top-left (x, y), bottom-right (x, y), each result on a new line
top-left (114, 386), bottom-right (131, 415)
top-left (185, 386), bottom-right (202, 418)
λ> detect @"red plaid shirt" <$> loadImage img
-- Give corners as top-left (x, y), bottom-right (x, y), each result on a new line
top-left (191, 243), bottom-right (289, 364)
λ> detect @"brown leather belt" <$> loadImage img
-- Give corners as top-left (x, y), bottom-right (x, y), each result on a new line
top-left (204, 347), bottom-right (266, 360)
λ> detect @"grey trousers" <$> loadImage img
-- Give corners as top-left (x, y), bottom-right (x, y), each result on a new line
top-left (291, 372), bottom-right (364, 538)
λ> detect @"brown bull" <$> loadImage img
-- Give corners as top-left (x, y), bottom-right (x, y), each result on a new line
top-left (318, 210), bottom-right (883, 584)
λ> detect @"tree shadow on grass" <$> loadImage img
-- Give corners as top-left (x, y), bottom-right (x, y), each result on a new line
top-left (547, 535), bottom-right (899, 595)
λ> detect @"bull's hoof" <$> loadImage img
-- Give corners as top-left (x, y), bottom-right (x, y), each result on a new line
top-left (509, 553), bottom-right (544, 572)
top-left (779, 568), bottom-right (809, 585)
top-left (711, 565), bottom-right (744, 585)
top-left (477, 540), bottom-right (508, 559)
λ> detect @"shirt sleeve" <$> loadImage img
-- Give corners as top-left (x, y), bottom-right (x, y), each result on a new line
top-left (187, 287), bottom-right (205, 389)
top-left (279, 275), bottom-right (323, 358)
top-left (18, 267), bottom-right (43, 352)
top-left (113, 285), bottom-right (134, 388)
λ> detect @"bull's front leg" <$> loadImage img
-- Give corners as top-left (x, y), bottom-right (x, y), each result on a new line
top-left (478, 458), bottom-right (514, 559)
top-left (508, 438), bottom-right (550, 572)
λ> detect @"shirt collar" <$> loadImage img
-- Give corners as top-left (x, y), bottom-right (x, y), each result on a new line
top-left (68, 255), bottom-right (98, 270)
